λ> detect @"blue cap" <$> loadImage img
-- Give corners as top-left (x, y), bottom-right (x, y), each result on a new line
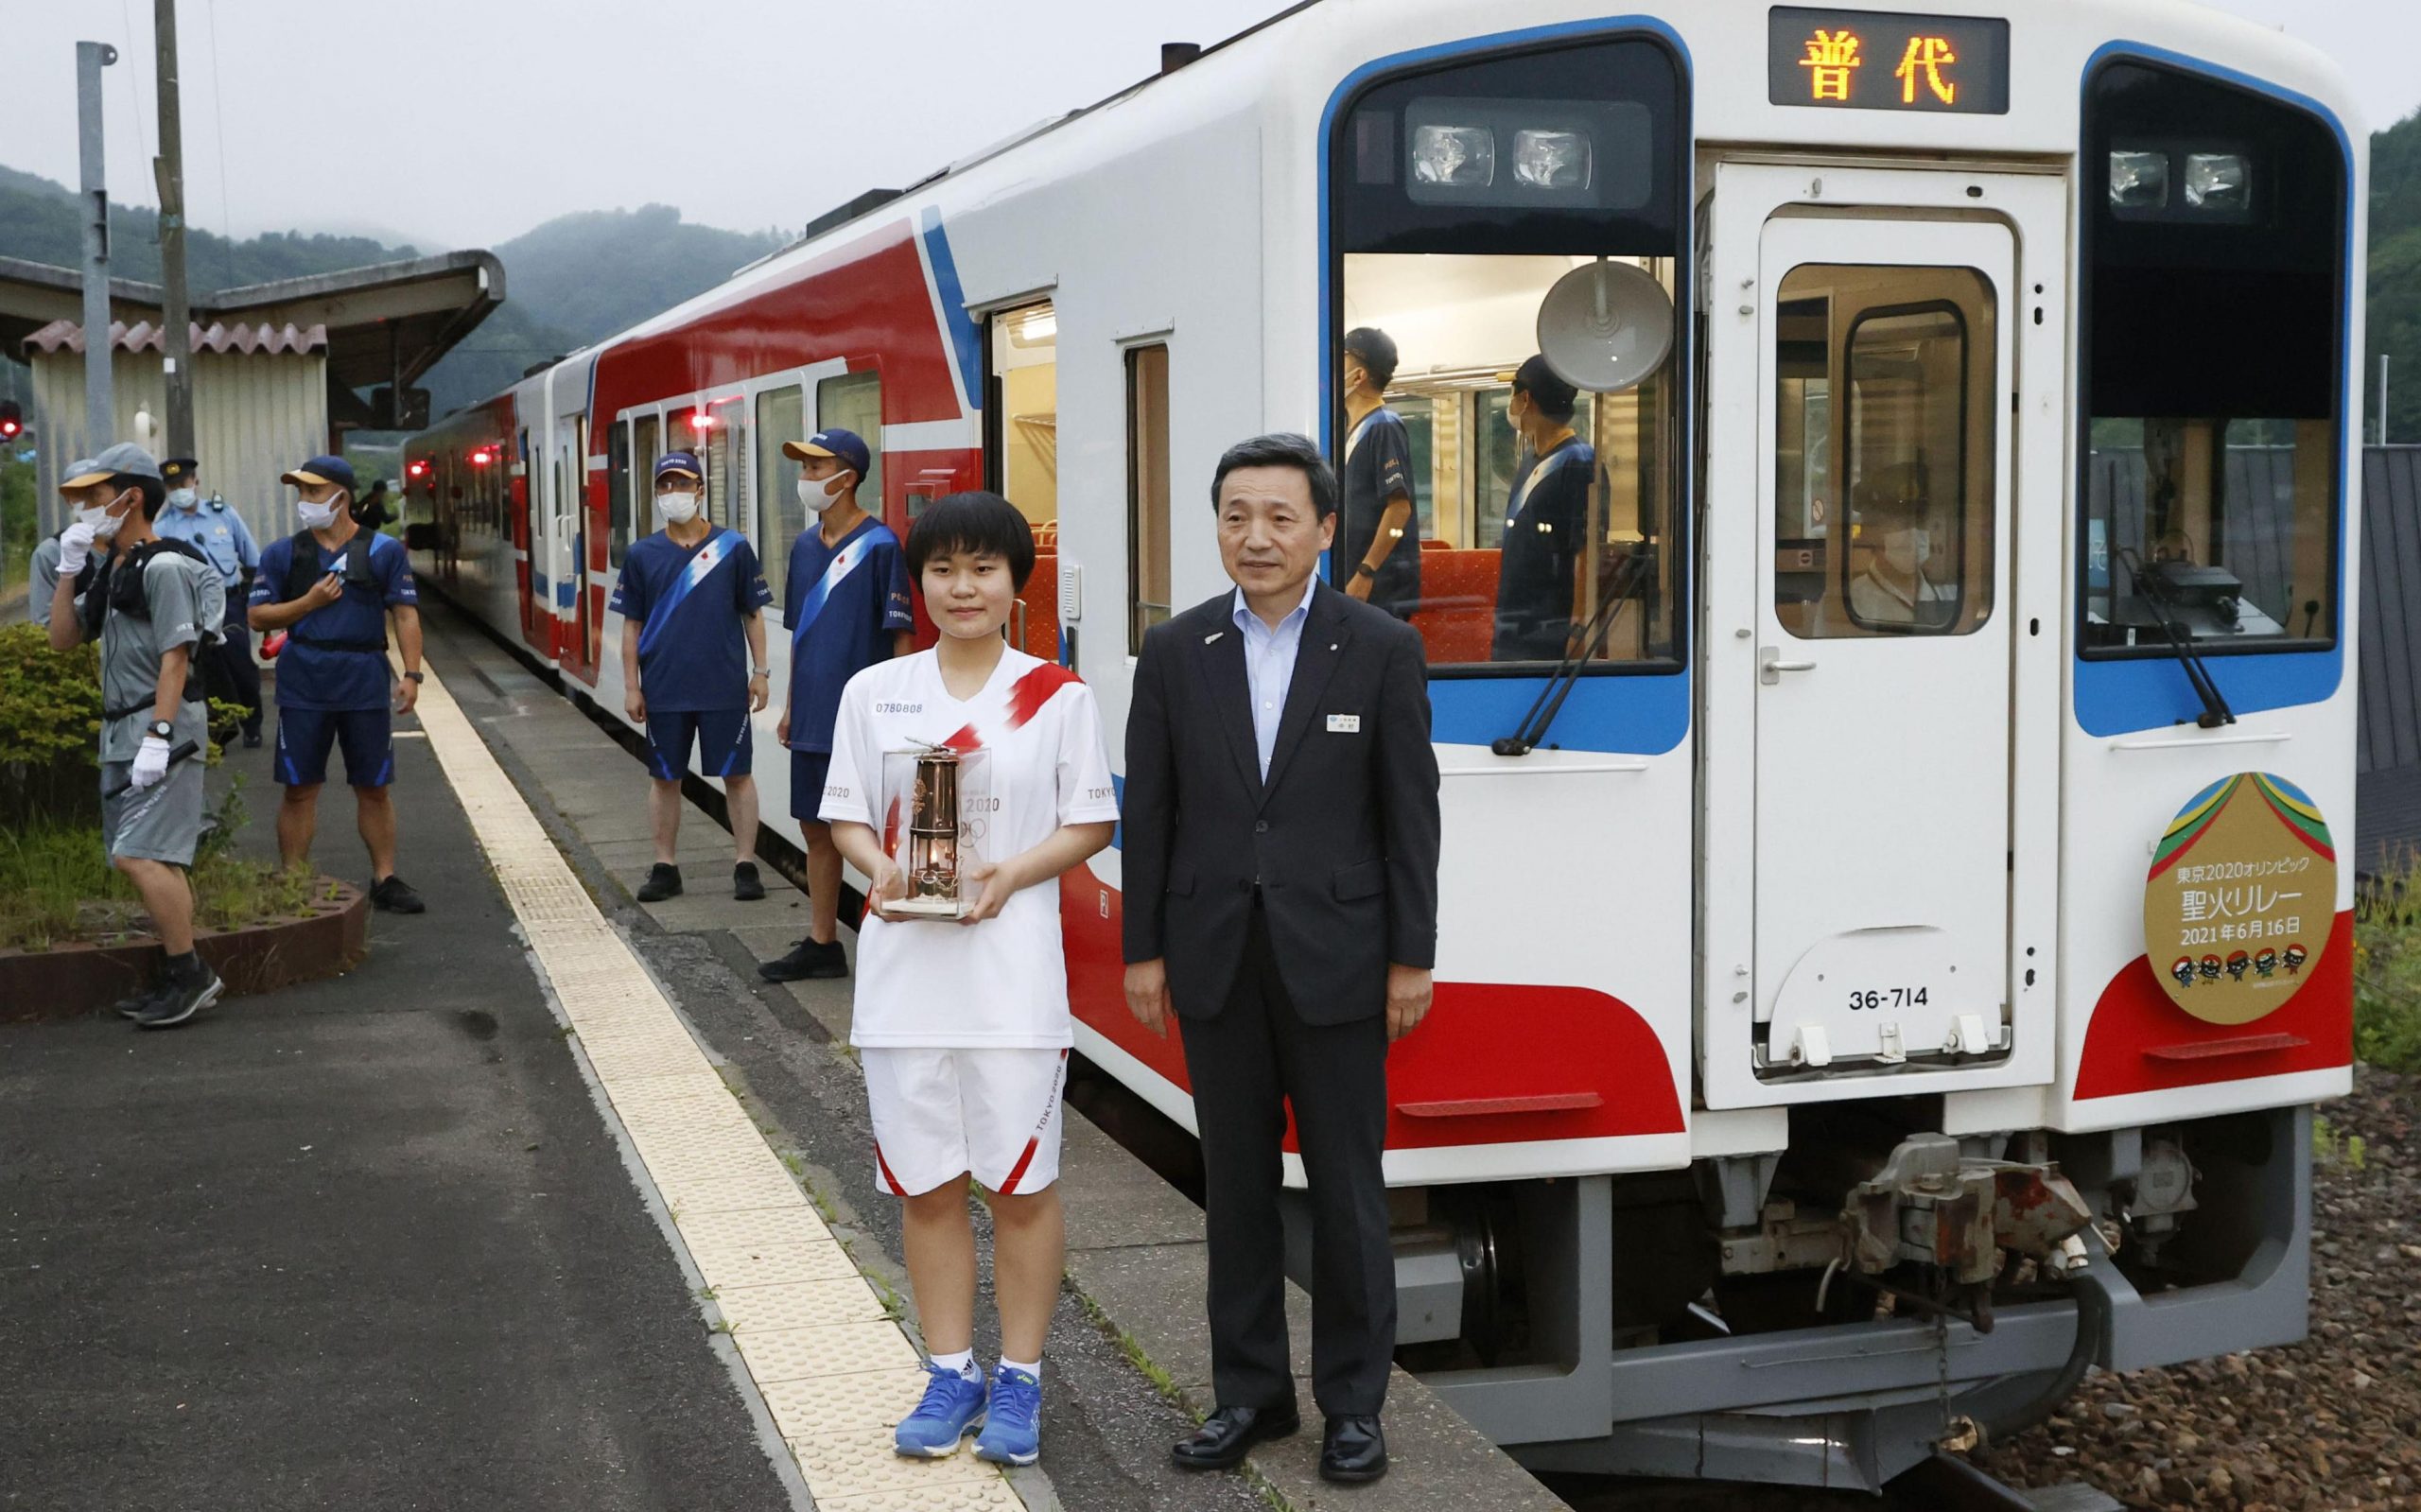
top-left (654, 450), bottom-right (704, 480)
top-left (782, 428), bottom-right (870, 480)
top-left (282, 454), bottom-right (357, 493)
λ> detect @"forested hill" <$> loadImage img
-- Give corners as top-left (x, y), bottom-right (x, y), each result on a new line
top-left (2368, 112), bottom-right (2421, 442)
top-left (0, 166), bottom-right (785, 417)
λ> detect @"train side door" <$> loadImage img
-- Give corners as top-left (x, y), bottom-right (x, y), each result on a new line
top-left (1700, 164), bottom-right (2064, 1106)
top-left (557, 413), bottom-right (593, 678)
top-left (515, 426), bottom-right (544, 651)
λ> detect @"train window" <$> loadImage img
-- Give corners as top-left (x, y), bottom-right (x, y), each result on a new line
top-left (1126, 343), bottom-right (1172, 653)
top-left (2079, 61), bottom-right (2344, 656)
top-left (1772, 268), bottom-right (1996, 640)
top-left (757, 385), bottom-right (805, 605)
top-left (813, 371), bottom-right (884, 513)
top-left (607, 421), bottom-right (632, 567)
top-left (1336, 252), bottom-right (1679, 669)
top-left (633, 413), bottom-right (661, 527)
top-left (990, 304), bottom-right (1057, 534)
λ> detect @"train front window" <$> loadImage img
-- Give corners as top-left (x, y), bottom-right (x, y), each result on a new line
top-left (2080, 61), bottom-right (2346, 656)
top-left (1773, 267), bottom-right (1997, 640)
top-left (1327, 31), bottom-right (1686, 674)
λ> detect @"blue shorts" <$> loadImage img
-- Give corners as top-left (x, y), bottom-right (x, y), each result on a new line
top-left (791, 750), bottom-right (831, 823)
top-left (275, 706), bottom-right (394, 789)
top-left (646, 707), bottom-right (754, 781)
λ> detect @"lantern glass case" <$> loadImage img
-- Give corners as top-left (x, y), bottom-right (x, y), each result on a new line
top-left (880, 744), bottom-right (993, 918)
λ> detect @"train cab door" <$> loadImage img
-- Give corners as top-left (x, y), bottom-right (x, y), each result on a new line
top-left (514, 427), bottom-right (544, 651)
top-left (1702, 164), bottom-right (2064, 1105)
top-left (556, 412), bottom-right (595, 680)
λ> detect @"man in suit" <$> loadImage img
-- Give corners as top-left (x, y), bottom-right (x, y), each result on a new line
top-left (1123, 431), bottom-right (1441, 1485)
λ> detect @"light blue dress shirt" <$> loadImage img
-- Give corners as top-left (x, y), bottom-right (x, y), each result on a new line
top-left (1231, 575), bottom-right (1317, 780)
top-left (155, 495), bottom-right (260, 590)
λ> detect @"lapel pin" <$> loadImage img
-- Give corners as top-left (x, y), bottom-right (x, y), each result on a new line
top-left (1330, 643), bottom-right (1339, 652)
top-left (1205, 631), bottom-right (1225, 644)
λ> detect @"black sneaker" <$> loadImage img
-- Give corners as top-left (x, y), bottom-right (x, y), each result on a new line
top-left (733, 862), bottom-right (766, 902)
top-left (242, 728), bottom-right (263, 749)
top-left (372, 875), bottom-right (427, 913)
top-left (758, 937), bottom-right (847, 982)
top-left (133, 966), bottom-right (223, 1031)
top-left (114, 978), bottom-right (160, 1019)
top-left (637, 863), bottom-right (684, 903)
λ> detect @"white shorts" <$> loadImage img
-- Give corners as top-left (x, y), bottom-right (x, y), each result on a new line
top-left (862, 1047), bottom-right (1070, 1198)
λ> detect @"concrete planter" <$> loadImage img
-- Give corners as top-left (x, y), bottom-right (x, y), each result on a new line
top-left (0, 878), bottom-right (368, 1021)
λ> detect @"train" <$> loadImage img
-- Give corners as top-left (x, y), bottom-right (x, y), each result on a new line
top-left (405, 0), bottom-right (2367, 1490)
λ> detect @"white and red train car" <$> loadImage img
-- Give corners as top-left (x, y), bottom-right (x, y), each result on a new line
top-left (408, 0), bottom-right (2368, 1487)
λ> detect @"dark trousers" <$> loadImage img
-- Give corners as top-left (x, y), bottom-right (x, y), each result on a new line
top-left (1179, 903), bottom-right (1395, 1416)
top-left (216, 588), bottom-right (263, 736)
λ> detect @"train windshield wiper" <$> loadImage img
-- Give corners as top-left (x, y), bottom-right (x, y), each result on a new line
top-left (1492, 548), bottom-right (1653, 756)
top-left (2117, 546), bottom-right (2235, 730)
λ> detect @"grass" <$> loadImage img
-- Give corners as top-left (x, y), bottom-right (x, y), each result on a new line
top-left (2355, 860), bottom-right (2421, 1072)
top-left (0, 809), bottom-right (328, 950)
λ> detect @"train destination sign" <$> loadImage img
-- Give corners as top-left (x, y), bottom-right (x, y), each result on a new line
top-left (1768, 8), bottom-right (2012, 114)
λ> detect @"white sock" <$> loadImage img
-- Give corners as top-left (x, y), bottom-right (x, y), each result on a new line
top-left (1000, 1357), bottom-right (1041, 1382)
top-left (931, 1348), bottom-right (980, 1382)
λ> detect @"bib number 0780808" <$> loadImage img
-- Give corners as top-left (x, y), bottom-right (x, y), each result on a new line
top-left (1847, 986), bottom-right (1929, 1012)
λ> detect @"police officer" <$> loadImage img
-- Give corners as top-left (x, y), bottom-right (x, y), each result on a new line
top-left (153, 456), bottom-right (266, 746)
top-left (35, 443), bottom-right (227, 1029)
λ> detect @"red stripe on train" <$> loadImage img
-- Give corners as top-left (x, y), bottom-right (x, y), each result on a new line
top-left (2074, 911), bottom-right (2354, 1099)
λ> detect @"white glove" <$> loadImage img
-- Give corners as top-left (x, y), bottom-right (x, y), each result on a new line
top-left (130, 735), bottom-right (172, 791)
top-left (57, 521), bottom-right (96, 576)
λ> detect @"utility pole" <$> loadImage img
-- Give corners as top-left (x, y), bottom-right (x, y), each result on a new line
top-left (2381, 354), bottom-right (2393, 447)
top-left (154, 0), bottom-right (195, 461)
top-left (75, 41), bottom-right (119, 487)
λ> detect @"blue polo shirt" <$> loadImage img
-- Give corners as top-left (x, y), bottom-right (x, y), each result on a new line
top-left (252, 530), bottom-right (420, 711)
top-left (609, 528), bottom-right (774, 713)
top-left (784, 515), bottom-right (914, 754)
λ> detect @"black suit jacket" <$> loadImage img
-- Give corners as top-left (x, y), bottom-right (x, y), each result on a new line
top-left (1122, 581), bottom-right (1440, 1024)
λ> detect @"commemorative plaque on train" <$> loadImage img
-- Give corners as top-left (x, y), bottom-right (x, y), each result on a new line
top-left (2143, 773), bottom-right (2336, 1025)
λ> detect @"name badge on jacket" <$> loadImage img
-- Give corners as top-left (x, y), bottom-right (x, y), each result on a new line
top-left (1327, 714), bottom-right (1361, 734)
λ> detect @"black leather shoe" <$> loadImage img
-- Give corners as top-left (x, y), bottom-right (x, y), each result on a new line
top-left (1172, 1402), bottom-right (1300, 1471)
top-left (1319, 1415), bottom-right (1386, 1484)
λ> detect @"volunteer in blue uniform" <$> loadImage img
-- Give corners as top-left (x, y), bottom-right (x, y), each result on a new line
top-left (1335, 328), bottom-right (1421, 619)
top-left (759, 427), bottom-right (915, 983)
top-left (249, 455), bottom-right (428, 913)
top-left (1492, 356), bottom-right (1603, 662)
top-left (610, 449), bottom-right (775, 903)
top-left (154, 456), bottom-right (266, 746)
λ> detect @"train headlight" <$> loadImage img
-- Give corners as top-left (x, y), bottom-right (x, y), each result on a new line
top-left (1512, 130), bottom-right (1592, 190)
top-left (2184, 152), bottom-right (2250, 212)
top-left (2108, 149), bottom-right (2169, 209)
top-left (1411, 124), bottom-right (1494, 187)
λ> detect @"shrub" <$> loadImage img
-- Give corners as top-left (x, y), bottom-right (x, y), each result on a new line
top-left (0, 621), bottom-right (101, 826)
top-left (2355, 861), bottom-right (2421, 1073)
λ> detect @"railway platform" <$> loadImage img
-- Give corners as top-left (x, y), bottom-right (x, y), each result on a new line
top-left (2, 595), bottom-right (1563, 1511)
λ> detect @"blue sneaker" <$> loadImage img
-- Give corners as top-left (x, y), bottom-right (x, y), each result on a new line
top-left (974, 1366), bottom-right (1041, 1466)
top-left (895, 1362), bottom-right (986, 1457)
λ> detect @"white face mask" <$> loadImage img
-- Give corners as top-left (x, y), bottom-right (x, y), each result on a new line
top-left (168, 488), bottom-right (200, 512)
top-left (297, 496), bottom-right (341, 530)
top-left (1882, 528), bottom-right (1932, 576)
top-left (78, 496), bottom-right (127, 539)
top-left (655, 491), bottom-right (700, 526)
top-left (797, 475), bottom-right (844, 514)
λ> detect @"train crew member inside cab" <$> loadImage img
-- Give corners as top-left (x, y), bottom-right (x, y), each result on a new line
top-left (1844, 464), bottom-right (1952, 632)
top-left (154, 456), bottom-right (266, 748)
top-left (1336, 327), bottom-right (1421, 619)
top-left (1492, 356), bottom-right (1601, 662)
top-left (610, 450), bottom-right (775, 903)
top-left (1123, 433), bottom-right (1441, 1486)
top-left (38, 443), bottom-right (227, 1029)
top-left (249, 455), bottom-right (428, 914)
top-left (759, 427), bottom-right (914, 983)
top-left (818, 492), bottom-right (1119, 1469)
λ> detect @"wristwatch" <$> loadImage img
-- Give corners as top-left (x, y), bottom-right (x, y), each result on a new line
top-left (402, 670), bottom-right (425, 684)
top-left (147, 719), bottom-right (175, 740)
top-left (1352, 562), bottom-right (1377, 581)
top-left (750, 667), bottom-right (771, 679)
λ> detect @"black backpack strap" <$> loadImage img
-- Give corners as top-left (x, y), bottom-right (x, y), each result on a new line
top-left (344, 529), bottom-right (376, 584)
top-left (283, 530), bottom-right (322, 602)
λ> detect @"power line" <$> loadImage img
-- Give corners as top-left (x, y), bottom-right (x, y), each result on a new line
top-left (117, 0), bottom-right (152, 165)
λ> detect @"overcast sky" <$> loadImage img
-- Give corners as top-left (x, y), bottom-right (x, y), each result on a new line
top-left (8, 0), bottom-right (2416, 253)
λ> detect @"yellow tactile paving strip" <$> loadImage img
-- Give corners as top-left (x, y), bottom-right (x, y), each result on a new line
top-left (410, 661), bottom-right (1030, 1511)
